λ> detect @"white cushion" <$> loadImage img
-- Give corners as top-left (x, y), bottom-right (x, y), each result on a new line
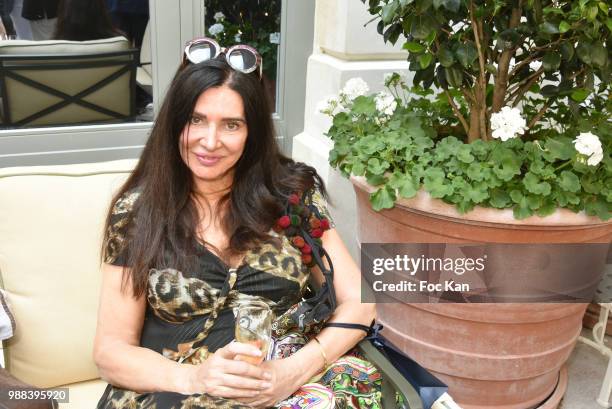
top-left (58, 378), bottom-right (108, 409)
top-left (0, 159), bottom-right (137, 387)
top-left (0, 36), bottom-right (129, 55)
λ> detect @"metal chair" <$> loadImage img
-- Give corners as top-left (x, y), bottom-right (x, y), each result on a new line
top-left (0, 48), bottom-right (138, 128)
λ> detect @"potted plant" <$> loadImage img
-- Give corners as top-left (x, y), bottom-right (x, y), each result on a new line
top-left (318, 0), bottom-right (611, 407)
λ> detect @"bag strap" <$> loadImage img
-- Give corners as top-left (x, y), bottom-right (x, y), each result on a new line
top-left (301, 227), bottom-right (337, 311)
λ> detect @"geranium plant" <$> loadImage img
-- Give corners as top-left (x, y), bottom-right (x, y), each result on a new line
top-left (321, 0), bottom-right (611, 220)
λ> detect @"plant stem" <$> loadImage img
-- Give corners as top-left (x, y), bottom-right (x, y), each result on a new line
top-left (445, 90), bottom-right (470, 136)
top-left (555, 161), bottom-right (572, 172)
top-left (527, 100), bottom-right (551, 130)
top-left (508, 53), bottom-right (542, 79)
top-left (492, 0), bottom-right (523, 112)
top-left (510, 69), bottom-right (544, 107)
top-left (470, 0), bottom-right (489, 141)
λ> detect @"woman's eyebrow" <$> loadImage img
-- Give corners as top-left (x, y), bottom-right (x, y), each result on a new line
top-left (192, 111), bottom-right (245, 122)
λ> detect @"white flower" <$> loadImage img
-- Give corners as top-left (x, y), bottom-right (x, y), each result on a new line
top-left (490, 106), bottom-right (527, 141)
top-left (340, 77), bottom-right (369, 102)
top-left (574, 132), bottom-right (603, 166)
top-left (384, 72), bottom-right (407, 87)
top-left (451, 21), bottom-right (465, 33)
top-left (587, 150), bottom-right (604, 166)
top-left (375, 91), bottom-right (397, 117)
top-left (529, 60), bottom-right (542, 72)
top-left (234, 33), bottom-right (241, 42)
top-left (316, 95), bottom-right (346, 117)
top-left (213, 12), bottom-right (225, 22)
top-left (520, 16), bottom-right (528, 23)
top-left (208, 23), bottom-right (224, 36)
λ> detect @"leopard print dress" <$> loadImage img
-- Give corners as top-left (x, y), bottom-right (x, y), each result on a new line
top-left (96, 189), bottom-right (382, 409)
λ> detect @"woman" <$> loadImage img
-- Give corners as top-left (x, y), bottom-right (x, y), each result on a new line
top-left (94, 38), bottom-right (379, 408)
top-left (53, 0), bottom-right (121, 41)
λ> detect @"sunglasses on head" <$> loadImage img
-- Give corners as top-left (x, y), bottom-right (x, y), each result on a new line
top-left (182, 37), bottom-right (263, 79)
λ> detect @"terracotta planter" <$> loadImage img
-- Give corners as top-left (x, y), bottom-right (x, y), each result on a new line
top-left (351, 177), bottom-right (612, 409)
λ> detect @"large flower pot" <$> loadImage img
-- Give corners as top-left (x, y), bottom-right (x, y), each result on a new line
top-left (351, 177), bottom-right (612, 409)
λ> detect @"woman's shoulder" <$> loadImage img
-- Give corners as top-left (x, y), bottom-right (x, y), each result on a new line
top-left (110, 188), bottom-right (141, 217)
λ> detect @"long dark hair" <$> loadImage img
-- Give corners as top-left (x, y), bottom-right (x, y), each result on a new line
top-left (53, 0), bottom-right (122, 41)
top-left (103, 59), bottom-right (325, 298)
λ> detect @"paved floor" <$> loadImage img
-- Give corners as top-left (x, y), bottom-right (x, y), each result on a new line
top-left (560, 330), bottom-right (610, 409)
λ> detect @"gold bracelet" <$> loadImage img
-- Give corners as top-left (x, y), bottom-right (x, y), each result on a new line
top-left (313, 336), bottom-right (329, 369)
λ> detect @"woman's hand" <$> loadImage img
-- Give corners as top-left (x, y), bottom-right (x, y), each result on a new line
top-left (238, 357), bottom-right (302, 408)
top-left (182, 341), bottom-right (273, 399)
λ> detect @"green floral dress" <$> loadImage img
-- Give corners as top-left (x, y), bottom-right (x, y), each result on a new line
top-left (96, 188), bottom-right (382, 409)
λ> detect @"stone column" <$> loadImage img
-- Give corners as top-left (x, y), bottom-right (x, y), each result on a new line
top-left (292, 0), bottom-right (409, 260)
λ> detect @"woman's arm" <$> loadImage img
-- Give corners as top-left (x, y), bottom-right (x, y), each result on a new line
top-left (93, 263), bottom-right (271, 397)
top-left (296, 227), bottom-right (377, 379)
top-left (93, 263), bottom-right (189, 393)
top-left (246, 228), bottom-right (376, 407)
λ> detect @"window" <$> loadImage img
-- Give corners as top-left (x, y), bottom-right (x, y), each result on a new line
top-left (0, 0), bottom-right (313, 166)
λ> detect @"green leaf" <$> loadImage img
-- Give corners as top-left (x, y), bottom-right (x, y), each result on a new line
top-left (560, 42), bottom-right (575, 61)
top-left (490, 189), bottom-right (511, 208)
top-left (544, 137), bottom-right (574, 161)
top-left (437, 46), bottom-right (455, 67)
top-left (404, 42), bottom-right (426, 53)
top-left (541, 84), bottom-right (560, 98)
top-left (536, 200), bottom-right (557, 217)
top-left (366, 172), bottom-right (386, 186)
top-left (510, 190), bottom-right (523, 204)
top-left (445, 65), bottom-right (463, 87)
top-left (425, 30), bottom-right (437, 45)
top-left (492, 149), bottom-right (522, 181)
top-left (419, 53), bottom-right (433, 69)
top-left (411, 14), bottom-right (437, 40)
top-left (591, 43), bottom-right (608, 68)
top-left (585, 197), bottom-right (611, 221)
top-left (351, 162), bottom-right (366, 176)
top-left (606, 18), bottom-right (612, 32)
top-left (457, 145), bottom-right (475, 163)
top-left (587, 4), bottom-right (599, 20)
top-left (466, 163), bottom-right (485, 181)
top-left (455, 43), bottom-right (478, 69)
top-left (465, 184), bottom-right (488, 203)
top-left (559, 171), bottom-right (581, 193)
top-left (389, 172), bottom-right (418, 198)
top-left (576, 42), bottom-right (592, 64)
top-left (540, 21), bottom-right (560, 34)
top-left (423, 168), bottom-right (453, 198)
top-left (367, 158), bottom-right (390, 175)
top-left (523, 172), bottom-right (552, 195)
top-left (370, 186), bottom-right (397, 211)
top-left (415, 0), bottom-right (433, 13)
top-left (381, 0), bottom-right (399, 24)
top-left (513, 197), bottom-right (534, 219)
top-left (570, 89), bottom-right (590, 102)
top-left (351, 96), bottom-right (376, 116)
top-left (434, 0), bottom-right (460, 12)
top-left (542, 52), bottom-right (561, 71)
top-left (441, 0), bottom-right (460, 12)
top-left (527, 195), bottom-right (544, 210)
top-left (559, 21), bottom-right (571, 33)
